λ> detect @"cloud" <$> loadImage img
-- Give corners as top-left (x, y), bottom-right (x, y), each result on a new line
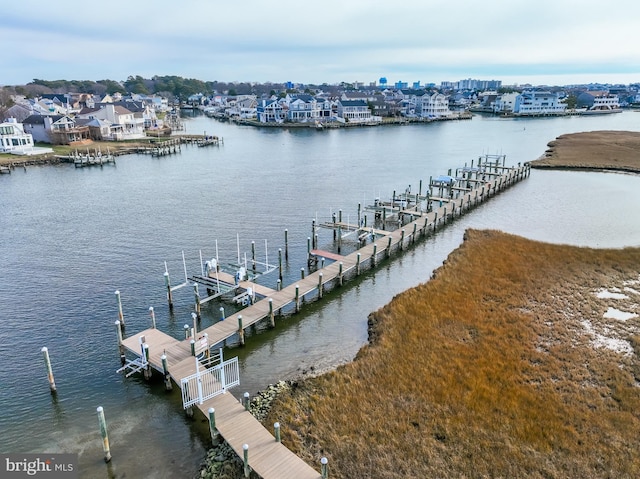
top-left (2, 0), bottom-right (640, 85)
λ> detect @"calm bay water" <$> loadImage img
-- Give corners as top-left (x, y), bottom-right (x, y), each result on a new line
top-left (1, 111), bottom-right (639, 478)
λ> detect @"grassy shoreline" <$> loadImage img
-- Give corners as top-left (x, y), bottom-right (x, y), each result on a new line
top-left (262, 230), bottom-right (640, 478)
top-left (530, 130), bottom-right (640, 173)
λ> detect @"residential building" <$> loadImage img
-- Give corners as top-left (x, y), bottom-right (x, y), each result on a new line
top-left (416, 92), bottom-right (452, 119)
top-left (0, 118), bottom-right (35, 152)
top-left (512, 90), bottom-right (566, 116)
top-left (336, 99), bottom-right (381, 123)
top-left (22, 114), bottom-right (91, 144)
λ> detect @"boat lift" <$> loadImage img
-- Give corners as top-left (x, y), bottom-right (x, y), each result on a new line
top-left (164, 237), bottom-right (278, 311)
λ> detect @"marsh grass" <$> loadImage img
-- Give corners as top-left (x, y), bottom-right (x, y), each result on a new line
top-left (264, 229), bottom-right (640, 478)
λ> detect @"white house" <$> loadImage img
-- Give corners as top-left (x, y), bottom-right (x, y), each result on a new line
top-left (513, 90), bottom-right (566, 116)
top-left (76, 104), bottom-right (145, 140)
top-left (493, 92), bottom-right (519, 113)
top-left (287, 94), bottom-right (320, 122)
top-left (0, 118), bottom-right (52, 155)
top-left (337, 99), bottom-right (380, 123)
top-left (416, 92), bottom-right (452, 119)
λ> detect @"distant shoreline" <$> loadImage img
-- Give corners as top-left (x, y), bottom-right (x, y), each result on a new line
top-left (530, 130), bottom-right (640, 173)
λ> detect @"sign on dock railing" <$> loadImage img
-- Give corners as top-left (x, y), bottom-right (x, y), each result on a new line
top-left (180, 357), bottom-right (240, 409)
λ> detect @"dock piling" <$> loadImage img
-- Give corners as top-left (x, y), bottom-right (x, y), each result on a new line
top-left (115, 290), bottom-right (125, 328)
top-left (284, 229), bottom-right (289, 260)
top-left (115, 320), bottom-right (125, 363)
top-left (338, 262), bottom-right (343, 286)
top-left (243, 444), bottom-right (250, 478)
top-left (268, 298), bottom-right (275, 327)
top-left (274, 422), bottom-right (281, 442)
top-left (243, 392), bottom-right (250, 410)
top-left (238, 315), bottom-right (245, 345)
top-left (295, 285), bottom-right (300, 312)
top-left (161, 354), bottom-right (172, 390)
top-left (208, 407), bottom-right (219, 443)
top-left (301, 267), bottom-right (305, 279)
top-left (318, 272), bottom-right (323, 298)
top-left (193, 283), bottom-right (201, 319)
top-left (164, 271), bottom-right (173, 310)
top-left (278, 249), bottom-right (283, 281)
top-left (219, 307), bottom-right (225, 321)
top-left (149, 306), bottom-right (156, 329)
top-left (321, 457), bottom-right (328, 478)
top-left (184, 324), bottom-right (190, 340)
top-left (41, 347), bottom-right (56, 393)
top-left (97, 406), bottom-right (111, 463)
top-left (143, 343), bottom-right (151, 380)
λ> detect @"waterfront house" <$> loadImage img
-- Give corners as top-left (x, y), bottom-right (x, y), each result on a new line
top-left (336, 99), bottom-right (381, 123)
top-left (512, 90), bottom-right (566, 116)
top-left (257, 99), bottom-right (286, 123)
top-left (0, 118), bottom-right (35, 152)
top-left (493, 92), bottom-right (519, 114)
top-left (76, 104), bottom-right (145, 140)
top-left (22, 114), bottom-right (91, 144)
top-left (416, 92), bottom-right (452, 119)
top-left (286, 94), bottom-right (320, 122)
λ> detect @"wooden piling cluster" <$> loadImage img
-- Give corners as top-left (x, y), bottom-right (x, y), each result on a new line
top-left (112, 160), bottom-right (530, 478)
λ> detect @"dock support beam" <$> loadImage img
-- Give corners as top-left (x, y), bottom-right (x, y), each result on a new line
top-left (356, 253), bottom-right (361, 276)
top-left (338, 262), bottom-right (343, 286)
top-left (208, 408), bottom-right (219, 443)
top-left (295, 285), bottom-right (300, 313)
top-left (268, 298), bottom-right (275, 328)
top-left (372, 244), bottom-right (377, 266)
top-left (318, 272), bottom-right (323, 299)
top-left (115, 320), bottom-right (125, 364)
top-left (143, 343), bottom-right (151, 380)
top-left (161, 354), bottom-right (172, 390)
top-left (238, 315), bottom-right (245, 346)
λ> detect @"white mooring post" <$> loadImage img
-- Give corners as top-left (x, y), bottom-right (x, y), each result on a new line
top-left (321, 457), bottom-right (329, 478)
top-left (243, 444), bottom-right (250, 478)
top-left (115, 290), bottom-right (125, 328)
top-left (97, 406), bottom-right (111, 463)
top-left (149, 306), bottom-right (156, 329)
top-left (274, 422), bottom-right (281, 442)
top-left (164, 271), bottom-right (173, 310)
top-left (41, 347), bottom-right (56, 393)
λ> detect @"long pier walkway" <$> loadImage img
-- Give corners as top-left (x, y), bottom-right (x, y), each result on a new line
top-left (117, 160), bottom-right (531, 478)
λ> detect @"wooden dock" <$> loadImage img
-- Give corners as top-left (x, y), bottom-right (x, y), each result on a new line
top-left (116, 161), bottom-right (531, 478)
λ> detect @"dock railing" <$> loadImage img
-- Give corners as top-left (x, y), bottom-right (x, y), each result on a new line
top-left (180, 356), bottom-right (240, 409)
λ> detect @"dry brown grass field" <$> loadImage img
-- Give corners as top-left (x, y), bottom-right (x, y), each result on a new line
top-left (531, 130), bottom-right (640, 172)
top-left (264, 229), bottom-right (640, 478)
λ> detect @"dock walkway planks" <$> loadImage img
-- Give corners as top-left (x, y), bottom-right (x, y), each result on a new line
top-left (118, 163), bottom-right (529, 478)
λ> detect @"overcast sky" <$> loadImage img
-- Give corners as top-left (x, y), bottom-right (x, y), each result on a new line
top-left (3, 0), bottom-right (640, 87)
